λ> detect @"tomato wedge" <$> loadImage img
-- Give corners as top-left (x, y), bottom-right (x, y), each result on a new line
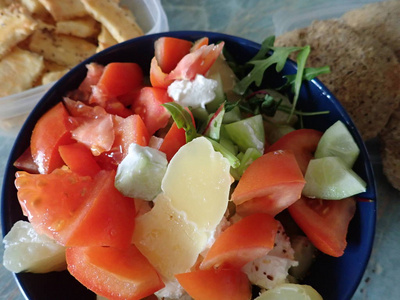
top-left (200, 213), bottom-right (278, 270)
top-left (131, 87), bottom-right (172, 135)
top-left (71, 114), bottom-right (115, 156)
top-left (30, 102), bottom-right (75, 174)
top-left (63, 98), bottom-right (107, 119)
top-left (113, 114), bottom-right (150, 152)
top-left (73, 63), bottom-right (105, 102)
top-left (167, 42), bottom-right (224, 81)
top-left (15, 169), bottom-right (93, 239)
top-left (232, 150), bottom-right (306, 216)
top-left (63, 170), bottom-right (136, 248)
top-left (66, 244), bottom-right (164, 300)
top-left (158, 122), bottom-right (186, 161)
top-left (267, 129), bottom-right (323, 174)
top-left (97, 114), bottom-right (150, 168)
top-left (59, 143), bottom-right (101, 177)
top-left (96, 62), bottom-right (144, 98)
top-left (15, 169), bottom-right (136, 248)
top-left (191, 37), bottom-right (209, 51)
top-left (149, 56), bottom-right (172, 89)
top-left (13, 147), bottom-right (39, 174)
top-left (155, 37), bottom-right (193, 73)
top-left (288, 196), bottom-right (357, 257)
top-left (175, 269), bottom-right (251, 300)
top-left (159, 109), bottom-right (194, 161)
top-left (150, 40), bottom-right (224, 89)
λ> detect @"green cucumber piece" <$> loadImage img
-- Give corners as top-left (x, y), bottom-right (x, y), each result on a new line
top-left (115, 143), bottom-right (168, 201)
top-left (314, 120), bottom-right (360, 168)
top-left (224, 114), bottom-right (265, 153)
top-left (303, 156), bottom-right (366, 200)
top-left (235, 147), bottom-right (262, 179)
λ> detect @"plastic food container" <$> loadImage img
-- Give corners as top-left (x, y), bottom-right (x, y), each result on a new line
top-left (0, 0), bottom-right (169, 137)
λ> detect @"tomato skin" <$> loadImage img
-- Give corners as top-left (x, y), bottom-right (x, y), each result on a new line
top-left (98, 114), bottom-right (150, 168)
top-left (175, 269), bottom-right (251, 300)
top-left (72, 63), bottom-right (105, 102)
top-left (235, 182), bottom-right (306, 217)
top-left (231, 150), bottom-right (306, 216)
top-left (200, 213), bottom-right (278, 270)
top-left (13, 147), bottom-right (39, 174)
top-left (59, 143), bottom-right (101, 177)
top-left (155, 37), bottom-right (193, 73)
top-left (267, 129), bottom-right (323, 174)
top-left (158, 122), bottom-right (186, 161)
top-left (159, 109), bottom-right (194, 161)
top-left (103, 98), bottom-right (133, 118)
top-left (191, 37), bottom-right (209, 51)
top-left (96, 62), bottom-right (144, 98)
top-left (131, 87), bottom-right (172, 135)
top-left (71, 114), bottom-right (115, 156)
top-left (63, 98), bottom-right (108, 119)
top-left (66, 244), bottom-right (164, 300)
top-left (30, 102), bottom-right (75, 174)
top-left (288, 196), bottom-right (357, 257)
top-left (149, 56), bottom-right (172, 89)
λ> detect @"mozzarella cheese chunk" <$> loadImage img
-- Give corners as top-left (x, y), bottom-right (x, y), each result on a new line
top-left (168, 74), bottom-right (218, 109)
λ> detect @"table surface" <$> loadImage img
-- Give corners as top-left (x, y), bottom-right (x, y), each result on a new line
top-left (1, 0), bottom-right (399, 299)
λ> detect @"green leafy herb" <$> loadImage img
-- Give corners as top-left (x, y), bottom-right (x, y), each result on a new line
top-left (233, 36), bottom-right (331, 122)
top-left (285, 65), bottom-right (331, 83)
top-left (233, 42), bottom-right (305, 95)
top-left (289, 45), bottom-right (310, 120)
top-left (162, 102), bottom-right (198, 143)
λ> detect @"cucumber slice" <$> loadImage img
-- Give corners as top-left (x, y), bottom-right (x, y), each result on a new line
top-left (314, 121), bottom-right (360, 168)
top-left (115, 143), bottom-right (168, 201)
top-left (303, 156), bottom-right (366, 200)
top-left (235, 147), bottom-right (262, 179)
top-left (223, 105), bottom-right (241, 124)
top-left (224, 114), bottom-right (265, 153)
top-left (265, 122), bottom-right (295, 145)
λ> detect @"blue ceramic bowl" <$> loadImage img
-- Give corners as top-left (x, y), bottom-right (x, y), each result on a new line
top-left (2, 31), bottom-right (376, 300)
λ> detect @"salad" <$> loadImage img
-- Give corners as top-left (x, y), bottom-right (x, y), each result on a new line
top-left (3, 35), bottom-right (367, 300)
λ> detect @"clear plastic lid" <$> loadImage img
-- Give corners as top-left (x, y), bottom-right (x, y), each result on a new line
top-left (0, 0), bottom-right (169, 137)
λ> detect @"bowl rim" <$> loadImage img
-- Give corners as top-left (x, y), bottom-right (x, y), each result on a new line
top-left (1, 30), bottom-right (377, 300)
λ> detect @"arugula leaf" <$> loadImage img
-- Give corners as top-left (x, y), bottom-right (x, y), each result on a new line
top-left (251, 36), bottom-right (275, 61)
top-left (162, 102), bottom-right (198, 143)
top-left (289, 45), bottom-right (310, 120)
top-left (284, 65), bottom-right (331, 84)
top-left (233, 42), bottom-right (304, 95)
top-left (233, 36), bottom-right (331, 122)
